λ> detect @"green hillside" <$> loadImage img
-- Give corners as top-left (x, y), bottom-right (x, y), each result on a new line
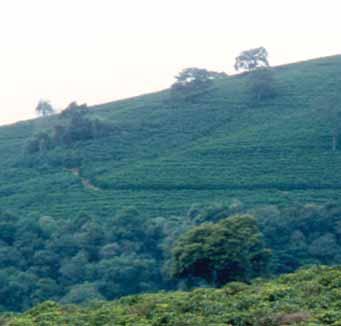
top-left (5, 266), bottom-right (341, 325)
top-left (1, 55), bottom-right (341, 316)
top-left (1, 55), bottom-right (341, 219)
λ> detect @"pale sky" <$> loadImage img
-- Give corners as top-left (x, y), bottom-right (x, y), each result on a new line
top-left (0, 0), bottom-right (340, 125)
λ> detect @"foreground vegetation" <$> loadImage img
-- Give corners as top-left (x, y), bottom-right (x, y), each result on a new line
top-left (4, 266), bottom-right (341, 325)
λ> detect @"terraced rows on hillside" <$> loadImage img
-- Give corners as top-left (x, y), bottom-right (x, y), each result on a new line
top-left (1, 55), bottom-right (341, 219)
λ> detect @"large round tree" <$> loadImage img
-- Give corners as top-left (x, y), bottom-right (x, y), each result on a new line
top-left (171, 215), bottom-right (271, 286)
top-left (234, 47), bottom-right (269, 72)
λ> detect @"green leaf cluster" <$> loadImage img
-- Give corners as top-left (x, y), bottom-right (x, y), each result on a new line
top-left (6, 266), bottom-right (341, 325)
top-left (172, 215), bottom-right (271, 285)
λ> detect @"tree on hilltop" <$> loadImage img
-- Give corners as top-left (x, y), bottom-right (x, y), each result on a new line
top-left (234, 47), bottom-right (269, 72)
top-left (171, 67), bottom-right (227, 96)
top-left (60, 102), bottom-right (88, 119)
top-left (35, 100), bottom-right (55, 117)
top-left (234, 47), bottom-right (276, 101)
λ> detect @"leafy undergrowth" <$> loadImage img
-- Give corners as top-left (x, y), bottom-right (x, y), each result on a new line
top-left (6, 266), bottom-right (341, 325)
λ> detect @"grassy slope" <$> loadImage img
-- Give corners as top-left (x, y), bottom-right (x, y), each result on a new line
top-left (6, 266), bottom-right (341, 325)
top-left (1, 55), bottom-right (341, 219)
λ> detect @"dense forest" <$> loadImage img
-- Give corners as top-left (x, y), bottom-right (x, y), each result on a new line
top-left (1, 200), bottom-right (341, 312)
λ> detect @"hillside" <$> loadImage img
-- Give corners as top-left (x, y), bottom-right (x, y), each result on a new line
top-left (5, 266), bottom-right (341, 325)
top-left (1, 55), bottom-right (341, 219)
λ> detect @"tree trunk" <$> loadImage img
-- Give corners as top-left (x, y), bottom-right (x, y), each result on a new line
top-left (332, 134), bottom-right (337, 152)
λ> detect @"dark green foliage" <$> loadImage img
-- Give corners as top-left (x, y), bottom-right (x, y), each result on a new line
top-left (187, 200), bottom-right (244, 224)
top-left (59, 102), bottom-right (94, 144)
top-left (249, 67), bottom-right (276, 101)
top-left (2, 200), bottom-right (341, 312)
top-left (234, 46), bottom-right (269, 71)
top-left (171, 215), bottom-right (271, 285)
top-left (7, 267), bottom-right (341, 325)
top-left (25, 132), bottom-right (54, 154)
top-left (186, 201), bottom-right (341, 275)
top-left (26, 102), bottom-right (113, 155)
top-left (0, 208), bottom-right (167, 312)
top-left (35, 100), bottom-right (55, 117)
top-left (255, 202), bottom-right (341, 273)
top-left (170, 67), bottom-right (227, 99)
top-left (60, 283), bottom-right (104, 305)
top-left (60, 101), bottom-right (89, 119)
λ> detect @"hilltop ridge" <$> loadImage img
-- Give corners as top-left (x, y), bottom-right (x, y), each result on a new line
top-left (1, 55), bottom-right (341, 219)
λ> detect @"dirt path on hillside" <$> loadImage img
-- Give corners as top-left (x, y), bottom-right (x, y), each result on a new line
top-left (68, 168), bottom-right (101, 191)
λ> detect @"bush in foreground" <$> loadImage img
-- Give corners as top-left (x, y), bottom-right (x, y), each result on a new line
top-left (6, 266), bottom-right (341, 325)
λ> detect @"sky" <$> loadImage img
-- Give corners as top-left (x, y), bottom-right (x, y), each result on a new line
top-left (0, 0), bottom-right (340, 126)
